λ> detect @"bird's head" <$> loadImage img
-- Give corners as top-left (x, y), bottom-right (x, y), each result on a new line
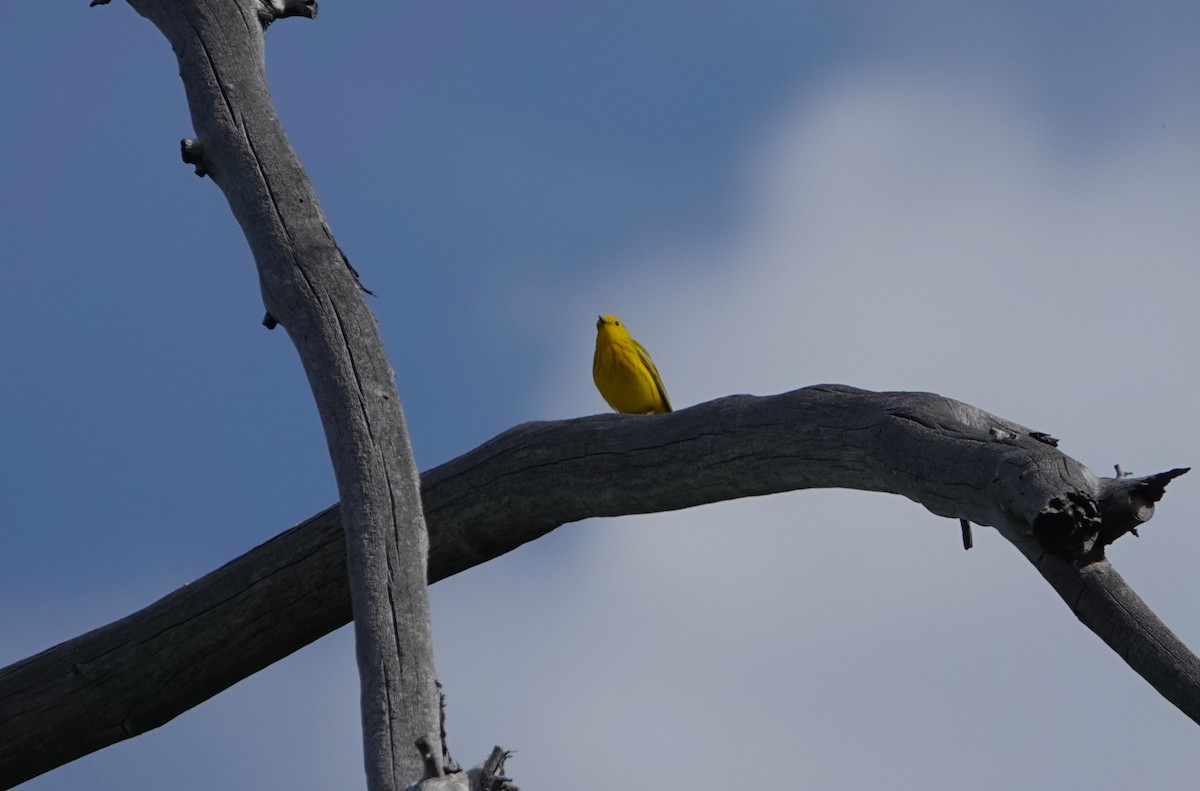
top-left (596, 314), bottom-right (629, 338)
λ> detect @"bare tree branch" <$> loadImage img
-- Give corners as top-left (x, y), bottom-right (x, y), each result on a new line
top-left (117, 1), bottom-right (439, 786)
top-left (1, 386), bottom-right (1193, 788)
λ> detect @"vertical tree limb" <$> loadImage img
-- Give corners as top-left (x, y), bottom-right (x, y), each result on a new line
top-left (119, 1), bottom-right (439, 786)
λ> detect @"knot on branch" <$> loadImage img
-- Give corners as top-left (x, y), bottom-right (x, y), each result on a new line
top-left (1033, 492), bottom-right (1101, 561)
top-left (180, 139), bottom-right (208, 178)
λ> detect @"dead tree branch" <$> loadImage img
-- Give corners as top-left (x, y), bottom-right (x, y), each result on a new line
top-left (116, 0), bottom-right (439, 786)
top-left (0, 386), bottom-right (1193, 788)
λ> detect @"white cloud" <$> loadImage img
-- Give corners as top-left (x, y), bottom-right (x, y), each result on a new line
top-left (467, 68), bottom-right (1200, 789)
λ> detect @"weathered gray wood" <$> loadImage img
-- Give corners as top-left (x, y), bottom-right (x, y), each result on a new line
top-left (405, 746), bottom-right (516, 791)
top-left (1, 386), bottom-right (1194, 788)
top-left (117, 1), bottom-right (439, 787)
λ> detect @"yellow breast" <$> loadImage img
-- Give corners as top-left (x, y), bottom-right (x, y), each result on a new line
top-left (593, 329), bottom-right (671, 415)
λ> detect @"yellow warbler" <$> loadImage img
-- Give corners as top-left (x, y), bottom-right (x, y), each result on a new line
top-left (592, 315), bottom-right (672, 414)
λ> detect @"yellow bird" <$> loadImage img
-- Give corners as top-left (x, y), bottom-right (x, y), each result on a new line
top-left (593, 314), bottom-right (672, 414)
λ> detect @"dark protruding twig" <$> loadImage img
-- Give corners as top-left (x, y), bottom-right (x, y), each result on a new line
top-left (257, 0), bottom-right (318, 27)
top-left (89, 0), bottom-right (113, 5)
top-left (960, 518), bottom-right (973, 551)
top-left (278, 0), bottom-right (318, 19)
top-left (262, 311), bottom-right (278, 330)
top-left (180, 139), bottom-right (208, 178)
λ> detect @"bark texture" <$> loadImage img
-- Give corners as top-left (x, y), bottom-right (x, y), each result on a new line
top-left (1, 386), bottom-right (1194, 788)
top-left (118, 1), bottom-right (439, 787)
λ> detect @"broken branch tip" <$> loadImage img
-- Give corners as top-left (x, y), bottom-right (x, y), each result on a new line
top-left (180, 139), bottom-right (208, 177)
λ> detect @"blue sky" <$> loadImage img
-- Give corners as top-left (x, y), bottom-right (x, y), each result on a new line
top-left (3, 2), bottom-right (1199, 789)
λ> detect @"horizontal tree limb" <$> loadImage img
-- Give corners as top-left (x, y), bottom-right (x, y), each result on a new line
top-left (0, 385), bottom-right (1194, 788)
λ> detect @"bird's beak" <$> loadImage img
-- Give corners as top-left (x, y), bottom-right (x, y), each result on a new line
top-left (596, 315), bottom-right (604, 328)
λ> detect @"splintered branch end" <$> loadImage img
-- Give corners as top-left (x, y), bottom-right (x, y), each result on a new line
top-left (470, 747), bottom-right (519, 791)
top-left (1033, 467), bottom-right (1190, 563)
top-left (1093, 467), bottom-right (1190, 552)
